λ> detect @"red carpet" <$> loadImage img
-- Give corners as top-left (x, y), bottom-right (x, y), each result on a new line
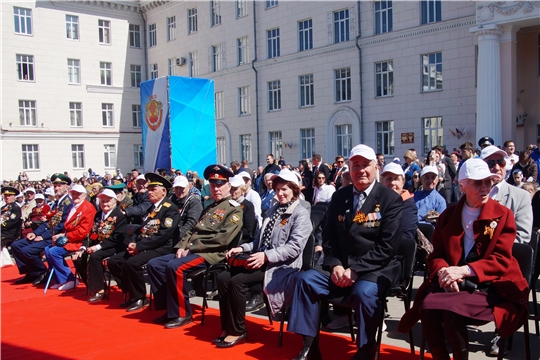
top-left (1, 265), bottom-right (423, 359)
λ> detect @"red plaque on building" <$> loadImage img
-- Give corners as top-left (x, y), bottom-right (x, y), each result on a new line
top-left (401, 132), bottom-right (414, 144)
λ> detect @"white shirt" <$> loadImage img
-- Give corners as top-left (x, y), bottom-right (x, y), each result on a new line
top-left (504, 154), bottom-right (519, 180)
top-left (66, 201), bottom-right (82, 222)
top-left (245, 189), bottom-right (262, 228)
top-left (313, 184), bottom-right (335, 204)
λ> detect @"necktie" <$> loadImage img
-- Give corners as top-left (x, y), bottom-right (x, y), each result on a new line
top-left (353, 190), bottom-right (366, 212)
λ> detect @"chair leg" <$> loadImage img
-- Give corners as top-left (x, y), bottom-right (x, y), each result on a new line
top-left (532, 284), bottom-right (539, 336)
top-left (375, 301), bottom-right (385, 360)
top-left (278, 308), bottom-right (286, 347)
top-left (201, 271), bottom-right (210, 326)
top-left (497, 337), bottom-right (506, 360)
top-left (524, 317), bottom-right (531, 360)
top-left (43, 268), bottom-right (55, 294)
top-left (347, 307), bottom-right (355, 342)
top-left (402, 295), bottom-right (415, 354)
top-left (262, 293), bottom-right (273, 325)
top-left (419, 333), bottom-right (425, 360)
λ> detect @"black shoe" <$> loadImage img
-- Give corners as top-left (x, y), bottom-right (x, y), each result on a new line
top-left (350, 343), bottom-right (377, 360)
top-left (153, 312), bottom-right (171, 324)
top-left (119, 298), bottom-right (134, 308)
top-left (246, 292), bottom-right (264, 312)
top-left (216, 332), bottom-right (248, 348)
top-left (88, 292), bottom-right (105, 303)
top-left (32, 272), bottom-right (48, 286)
top-left (212, 336), bottom-right (226, 344)
top-left (164, 316), bottom-right (193, 329)
top-left (293, 345), bottom-right (322, 360)
top-left (14, 274), bottom-right (37, 285)
top-left (126, 298), bottom-right (149, 312)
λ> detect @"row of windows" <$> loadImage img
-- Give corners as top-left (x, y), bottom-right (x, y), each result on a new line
top-left (17, 101), bottom-right (142, 129)
top-left (374, 0), bottom-right (441, 35)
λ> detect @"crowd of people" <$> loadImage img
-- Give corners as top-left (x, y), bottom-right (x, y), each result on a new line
top-left (1, 136), bottom-right (539, 360)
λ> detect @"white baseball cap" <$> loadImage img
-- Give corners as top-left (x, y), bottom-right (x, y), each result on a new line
top-left (480, 145), bottom-right (507, 160)
top-left (380, 163), bottom-right (404, 177)
top-left (24, 187), bottom-right (36, 193)
top-left (459, 158), bottom-right (500, 181)
top-left (172, 175), bottom-right (189, 188)
top-left (70, 184), bottom-right (86, 194)
top-left (135, 174), bottom-right (147, 182)
top-left (97, 188), bottom-right (117, 199)
top-left (349, 144), bottom-right (376, 161)
top-left (35, 194), bottom-right (45, 200)
top-left (229, 174), bottom-right (244, 188)
top-left (270, 169), bottom-right (299, 184)
top-left (239, 172), bottom-right (252, 181)
top-left (45, 188), bottom-right (55, 196)
top-left (420, 166), bottom-right (438, 177)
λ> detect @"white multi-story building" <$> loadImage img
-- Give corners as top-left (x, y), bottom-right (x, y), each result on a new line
top-left (2, 1), bottom-right (538, 181)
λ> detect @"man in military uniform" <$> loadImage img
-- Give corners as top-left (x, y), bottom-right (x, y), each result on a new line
top-left (1, 187), bottom-right (23, 247)
top-left (147, 165), bottom-right (243, 329)
top-left (106, 183), bottom-right (133, 211)
top-left (11, 174), bottom-right (73, 285)
top-left (108, 173), bottom-right (180, 312)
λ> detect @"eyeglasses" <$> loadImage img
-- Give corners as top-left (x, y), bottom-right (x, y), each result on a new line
top-left (337, 160), bottom-right (344, 163)
top-left (317, 177), bottom-right (326, 180)
top-left (485, 159), bottom-right (506, 169)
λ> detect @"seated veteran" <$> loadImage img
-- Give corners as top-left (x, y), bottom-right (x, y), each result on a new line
top-left (106, 183), bottom-right (133, 211)
top-left (170, 175), bottom-right (203, 241)
top-left (414, 166), bottom-right (447, 222)
top-left (288, 144), bottom-right (403, 360)
top-left (229, 174), bottom-right (258, 242)
top-left (1, 186), bottom-right (23, 247)
top-left (147, 165), bottom-right (242, 329)
top-left (88, 182), bottom-right (103, 210)
top-left (108, 173), bottom-right (180, 312)
top-left (399, 159), bottom-right (529, 360)
top-left (73, 189), bottom-right (127, 303)
top-left (213, 169), bottom-right (311, 348)
top-left (123, 174), bottom-right (152, 224)
top-left (11, 173), bottom-right (73, 285)
top-left (21, 194), bottom-right (50, 239)
top-left (45, 184), bottom-right (96, 290)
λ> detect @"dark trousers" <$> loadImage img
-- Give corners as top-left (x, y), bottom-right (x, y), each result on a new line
top-left (439, 187), bottom-right (452, 204)
top-left (11, 237), bottom-right (51, 275)
top-left (108, 249), bottom-right (162, 300)
top-left (217, 267), bottom-right (265, 335)
top-left (288, 269), bottom-right (386, 353)
top-left (147, 253), bottom-right (206, 318)
top-left (420, 309), bottom-right (469, 360)
top-left (73, 248), bottom-right (116, 293)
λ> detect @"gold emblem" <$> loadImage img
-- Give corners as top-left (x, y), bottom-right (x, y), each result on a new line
top-left (145, 99), bottom-right (163, 131)
top-left (231, 214), bottom-right (240, 224)
top-left (374, 204), bottom-right (380, 213)
top-left (164, 218), bottom-right (173, 227)
top-left (163, 202), bottom-right (171, 208)
top-left (213, 166), bottom-right (220, 171)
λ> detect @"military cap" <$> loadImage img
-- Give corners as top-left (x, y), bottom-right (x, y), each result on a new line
top-left (478, 136), bottom-right (494, 148)
top-left (145, 172), bottom-right (172, 189)
top-left (1, 186), bottom-right (20, 196)
top-left (204, 164), bottom-right (234, 185)
top-left (51, 173), bottom-right (72, 185)
top-left (106, 183), bottom-right (127, 194)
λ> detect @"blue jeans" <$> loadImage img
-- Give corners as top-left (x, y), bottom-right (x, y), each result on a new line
top-left (44, 246), bottom-right (74, 284)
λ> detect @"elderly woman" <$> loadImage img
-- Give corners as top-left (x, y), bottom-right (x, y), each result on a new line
top-left (399, 159), bottom-right (529, 359)
top-left (402, 150), bottom-right (421, 190)
top-left (73, 189), bottom-right (127, 302)
top-left (213, 169), bottom-right (312, 348)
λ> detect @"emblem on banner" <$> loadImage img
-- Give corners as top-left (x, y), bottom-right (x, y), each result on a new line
top-left (145, 99), bottom-right (163, 131)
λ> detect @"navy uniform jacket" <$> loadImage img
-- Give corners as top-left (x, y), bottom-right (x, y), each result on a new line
top-left (133, 198), bottom-right (180, 255)
top-left (34, 195), bottom-right (73, 240)
top-left (322, 181), bottom-right (403, 288)
top-left (1, 203), bottom-right (22, 240)
top-left (125, 191), bottom-right (153, 224)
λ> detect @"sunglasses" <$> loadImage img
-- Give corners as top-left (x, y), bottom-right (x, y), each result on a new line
top-left (317, 176), bottom-right (326, 179)
top-left (486, 159), bottom-right (506, 169)
top-left (337, 160), bottom-right (344, 163)
top-left (412, 175), bottom-right (419, 178)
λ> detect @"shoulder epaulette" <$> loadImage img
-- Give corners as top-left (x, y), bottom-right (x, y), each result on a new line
top-left (229, 199), bottom-right (240, 207)
top-left (63, 198), bottom-right (71, 205)
top-left (163, 202), bottom-right (172, 208)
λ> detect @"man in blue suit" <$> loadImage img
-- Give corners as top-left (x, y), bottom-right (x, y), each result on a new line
top-left (288, 144), bottom-right (403, 360)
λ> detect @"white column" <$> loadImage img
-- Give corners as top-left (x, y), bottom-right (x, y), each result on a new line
top-left (470, 24), bottom-right (502, 147)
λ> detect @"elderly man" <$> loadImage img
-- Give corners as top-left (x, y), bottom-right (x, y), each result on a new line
top-left (239, 171), bottom-right (262, 228)
top-left (1, 187), bottom-right (23, 247)
top-left (21, 187), bottom-right (36, 222)
top-left (147, 165), bottom-right (243, 329)
top-left (170, 175), bottom-right (203, 241)
top-left (11, 174), bottom-right (73, 285)
top-left (106, 183), bottom-right (133, 211)
top-left (108, 173), bottom-right (180, 312)
top-left (123, 174), bottom-right (152, 224)
top-left (288, 144), bottom-right (403, 360)
top-left (413, 166), bottom-right (447, 222)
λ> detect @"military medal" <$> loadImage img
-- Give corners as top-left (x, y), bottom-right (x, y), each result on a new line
top-left (337, 215), bottom-right (344, 222)
top-left (353, 211), bottom-right (366, 223)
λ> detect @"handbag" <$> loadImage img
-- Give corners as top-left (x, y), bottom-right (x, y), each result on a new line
top-left (227, 252), bottom-right (252, 269)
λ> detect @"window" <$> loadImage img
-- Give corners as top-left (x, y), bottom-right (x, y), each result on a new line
top-left (130, 65), bottom-right (141, 87)
top-left (217, 137), bottom-right (226, 165)
top-left (69, 102), bottom-right (83, 127)
top-left (300, 128), bottom-right (315, 159)
top-left (335, 68), bottom-right (351, 102)
top-left (100, 62), bottom-right (112, 86)
top-left (67, 59), bottom-right (80, 84)
top-left (237, 0), bottom-right (248, 17)
top-left (168, 58), bottom-right (176, 75)
top-left (334, 9), bottom-right (350, 43)
top-left (211, 44), bottom-right (224, 72)
top-left (376, 121), bottom-right (394, 156)
top-left (188, 8), bottom-right (198, 34)
top-left (167, 16), bottom-right (176, 41)
top-left (66, 15), bottom-right (79, 40)
top-left (189, 51), bottom-right (199, 76)
top-left (129, 24), bottom-right (141, 48)
top-left (148, 23), bottom-right (157, 47)
top-left (375, 61), bottom-right (393, 97)
top-left (268, 80), bottom-right (281, 111)
top-left (132, 104), bottom-right (141, 128)
top-left (336, 124), bottom-right (352, 158)
top-left (19, 100), bottom-right (36, 126)
top-left (238, 86), bottom-right (250, 115)
top-left (267, 28), bottom-right (280, 59)
top-left (421, 0), bottom-right (441, 24)
top-left (422, 52), bottom-right (442, 91)
top-left (269, 131), bottom-right (283, 159)
top-left (134, 144), bottom-right (143, 167)
top-left (14, 7), bottom-right (32, 35)
top-left (211, 1), bottom-right (221, 27)
top-left (215, 91), bottom-right (224, 119)
top-left (150, 63), bottom-right (158, 79)
top-left (422, 116), bottom-right (443, 154)
top-left (104, 144), bottom-right (116, 168)
top-left (102, 103), bottom-right (114, 127)
top-left (240, 134), bottom-right (252, 163)
top-left (98, 19), bottom-right (110, 44)
top-left (16, 54), bottom-right (34, 81)
top-left (72, 145), bottom-right (84, 169)
top-left (237, 36), bottom-right (249, 66)
top-left (299, 74), bottom-right (314, 107)
top-left (266, 0), bottom-right (278, 9)
top-left (375, 1), bottom-right (392, 34)
top-left (22, 145), bottom-right (39, 170)
top-left (298, 19), bottom-right (313, 51)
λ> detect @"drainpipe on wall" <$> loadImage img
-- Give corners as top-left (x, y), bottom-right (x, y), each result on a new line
top-left (355, 0), bottom-right (364, 144)
top-left (252, 1), bottom-right (260, 165)
top-left (140, 9), bottom-right (148, 80)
